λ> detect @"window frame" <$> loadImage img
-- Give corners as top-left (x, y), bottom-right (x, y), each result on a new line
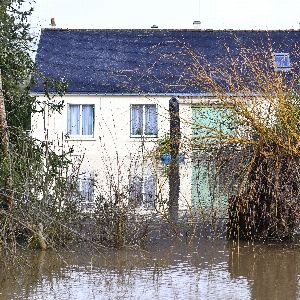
top-left (129, 173), bottom-right (156, 209)
top-left (67, 103), bottom-right (95, 138)
top-left (77, 172), bottom-right (95, 211)
top-left (273, 52), bottom-right (291, 72)
top-left (130, 104), bottom-right (158, 138)
top-left (191, 105), bottom-right (238, 150)
top-left (192, 105), bottom-right (236, 136)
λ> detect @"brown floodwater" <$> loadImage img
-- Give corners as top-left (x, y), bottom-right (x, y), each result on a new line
top-left (1, 238), bottom-right (300, 300)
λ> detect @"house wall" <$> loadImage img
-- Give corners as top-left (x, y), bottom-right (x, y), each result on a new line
top-left (32, 95), bottom-right (282, 214)
top-left (32, 94), bottom-right (256, 212)
top-left (31, 95), bottom-right (204, 210)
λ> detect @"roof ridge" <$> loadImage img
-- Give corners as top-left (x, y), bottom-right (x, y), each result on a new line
top-left (41, 28), bottom-right (300, 32)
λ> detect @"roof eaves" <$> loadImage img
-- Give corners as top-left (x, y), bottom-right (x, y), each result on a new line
top-left (30, 92), bottom-right (214, 97)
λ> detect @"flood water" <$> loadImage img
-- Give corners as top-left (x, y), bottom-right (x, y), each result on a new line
top-left (1, 238), bottom-right (300, 300)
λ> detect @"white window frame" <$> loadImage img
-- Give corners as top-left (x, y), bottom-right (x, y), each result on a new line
top-left (77, 172), bottom-right (95, 211)
top-left (274, 53), bottom-right (291, 71)
top-left (130, 104), bottom-right (158, 138)
top-left (129, 173), bottom-right (156, 209)
top-left (67, 104), bottom-right (95, 138)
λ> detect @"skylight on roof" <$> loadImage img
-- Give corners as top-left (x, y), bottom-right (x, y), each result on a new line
top-left (274, 53), bottom-right (291, 71)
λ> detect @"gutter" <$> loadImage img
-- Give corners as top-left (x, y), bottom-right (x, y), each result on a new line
top-left (31, 92), bottom-right (215, 97)
top-left (30, 92), bottom-right (264, 97)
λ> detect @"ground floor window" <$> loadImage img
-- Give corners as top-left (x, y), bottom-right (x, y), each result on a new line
top-left (129, 174), bottom-right (156, 208)
top-left (77, 172), bottom-right (94, 211)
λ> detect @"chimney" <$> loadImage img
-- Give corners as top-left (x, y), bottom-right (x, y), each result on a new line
top-left (50, 18), bottom-right (56, 27)
top-left (151, 25), bottom-right (158, 29)
top-left (193, 20), bottom-right (201, 29)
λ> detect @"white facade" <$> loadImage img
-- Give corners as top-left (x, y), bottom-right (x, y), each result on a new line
top-left (31, 94), bottom-right (199, 211)
top-left (32, 94), bottom-right (249, 214)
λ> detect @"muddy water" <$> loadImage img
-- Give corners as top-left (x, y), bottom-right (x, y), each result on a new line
top-left (1, 239), bottom-right (300, 300)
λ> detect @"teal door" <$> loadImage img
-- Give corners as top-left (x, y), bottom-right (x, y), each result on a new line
top-left (191, 106), bottom-right (236, 208)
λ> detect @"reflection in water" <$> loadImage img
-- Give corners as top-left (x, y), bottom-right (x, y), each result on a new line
top-left (228, 243), bottom-right (300, 300)
top-left (0, 240), bottom-right (300, 299)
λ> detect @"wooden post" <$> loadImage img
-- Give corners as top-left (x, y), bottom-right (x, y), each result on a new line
top-left (0, 69), bottom-right (13, 208)
top-left (168, 97), bottom-right (181, 220)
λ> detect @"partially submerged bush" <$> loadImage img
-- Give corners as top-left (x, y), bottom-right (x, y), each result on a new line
top-left (93, 196), bottom-right (150, 248)
top-left (0, 131), bottom-right (81, 252)
top-left (227, 143), bottom-right (300, 241)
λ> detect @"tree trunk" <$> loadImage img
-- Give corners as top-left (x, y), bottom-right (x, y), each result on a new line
top-left (0, 69), bottom-right (13, 208)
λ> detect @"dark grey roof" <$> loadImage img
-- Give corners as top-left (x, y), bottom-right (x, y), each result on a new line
top-left (32, 29), bottom-right (300, 94)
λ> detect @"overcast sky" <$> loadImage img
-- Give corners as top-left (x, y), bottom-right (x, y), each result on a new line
top-left (29, 0), bottom-right (300, 31)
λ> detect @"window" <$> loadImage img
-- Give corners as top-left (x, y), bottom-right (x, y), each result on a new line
top-left (192, 106), bottom-right (236, 139)
top-left (274, 53), bottom-right (291, 71)
top-left (77, 172), bottom-right (94, 211)
top-left (131, 104), bottom-right (158, 136)
top-left (129, 174), bottom-right (156, 208)
top-left (67, 104), bottom-right (94, 137)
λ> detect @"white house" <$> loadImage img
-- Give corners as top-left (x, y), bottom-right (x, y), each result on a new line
top-left (31, 28), bottom-right (300, 212)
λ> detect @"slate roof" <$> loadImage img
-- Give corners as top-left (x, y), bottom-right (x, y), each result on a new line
top-left (32, 29), bottom-right (300, 95)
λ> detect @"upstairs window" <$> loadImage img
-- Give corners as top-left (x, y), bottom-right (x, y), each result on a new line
top-left (131, 104), bottom-right (158, 137)
top-left (192, 106), bottom-right (236, 141)
top-left (67, 104), bottom-right (94, 137)
top-left (274, 53), bottom-right (291, 71)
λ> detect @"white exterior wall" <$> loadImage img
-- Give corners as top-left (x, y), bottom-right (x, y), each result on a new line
top-left (32, 95), bottom-right (203, 210)
top-left (32, 95), bottom-right (236, 211)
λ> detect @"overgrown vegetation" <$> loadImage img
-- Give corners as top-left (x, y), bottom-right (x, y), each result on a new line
top-left (175, 40), bottom-right (300, 241)
top-left (0, 0), bottom-right (78, 256)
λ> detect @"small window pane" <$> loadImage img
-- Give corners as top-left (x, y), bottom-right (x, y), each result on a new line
top-left (68, 105), bottom-right (80, 135)
top-left (145, 105), bottom-right (158, 135)
top-left (131, 105), bottom-right (143, 135)
top-left (82, 105), bottom-right (94, 136)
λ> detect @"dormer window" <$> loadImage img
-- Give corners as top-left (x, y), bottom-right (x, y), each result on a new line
top-left (274, 53), bottom-right (291, 71)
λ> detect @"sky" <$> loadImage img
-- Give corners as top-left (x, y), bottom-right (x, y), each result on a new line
top-left (29, 0), bottom-right (300, 31)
